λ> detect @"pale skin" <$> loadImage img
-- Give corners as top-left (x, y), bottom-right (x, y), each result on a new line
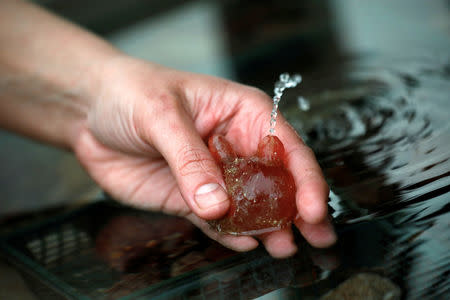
top-left (0, 0), bottom-right (336, 258)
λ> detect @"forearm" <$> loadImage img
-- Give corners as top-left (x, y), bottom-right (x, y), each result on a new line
top-left (0, 0), bottom-right (120, 149)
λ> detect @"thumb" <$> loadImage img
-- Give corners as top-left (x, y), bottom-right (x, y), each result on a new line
top-left (148, 107), bottom-right (230, 220)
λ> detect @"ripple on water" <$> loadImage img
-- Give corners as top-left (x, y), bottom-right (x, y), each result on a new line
top-left (282, 57), bottom-right (450, 299)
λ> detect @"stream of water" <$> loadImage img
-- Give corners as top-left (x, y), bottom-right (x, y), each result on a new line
top-left (270, 73), bottom-right (302, 134)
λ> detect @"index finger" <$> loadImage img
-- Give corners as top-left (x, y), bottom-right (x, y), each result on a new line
top-left (275, 117), bottom-right (329, 225)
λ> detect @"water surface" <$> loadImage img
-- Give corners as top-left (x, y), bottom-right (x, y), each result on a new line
top-left (281, 56), bottom-right (450, 299)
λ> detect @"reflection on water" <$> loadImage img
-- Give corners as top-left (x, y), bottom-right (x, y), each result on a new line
top-left (282, 56), bottom-right (450, 299)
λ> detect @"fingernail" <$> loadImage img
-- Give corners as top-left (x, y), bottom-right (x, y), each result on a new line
top-left (194, 183), bottom-right (228, 209)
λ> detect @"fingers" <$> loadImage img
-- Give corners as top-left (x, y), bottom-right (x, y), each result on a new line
top-left (275, 118), bottom-right (337, 247)
top-left (188, 214), bottom-right (299, 258)
top-left (237, 86), bottom-right (328, 224)
top-left (290, 148), bottom-right (329, 224)
top-left (147, 100), bottom-right (230, 220)
top-left (275, 119), bottom-right (330, 225)
top-left (227, 86), bottom-right (330, 225)
top-left (186, 214), bottom-right (259, 252)
top-left (258, 227), bottom-right (298, 258)
top-left (295, 217), bottom-right (337, 248)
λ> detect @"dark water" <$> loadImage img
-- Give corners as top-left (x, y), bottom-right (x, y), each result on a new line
top-left (281, 56), bottom-right (450, 299)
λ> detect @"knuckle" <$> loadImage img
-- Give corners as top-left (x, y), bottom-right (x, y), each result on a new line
top-left (287, 144), bottom-right (314, 160)
top-left (247, 86), bottom-right (268, 98)
top-left (142, 88), bottom-right (181, 115)
top-left (249, 87), bottom-right (273, 104)
top-left (153, 94), bottom-right (179, 114)
top-left (176, 145), bottom-right (217, 178)
top-left (285, 146), bottom-right (301, 162)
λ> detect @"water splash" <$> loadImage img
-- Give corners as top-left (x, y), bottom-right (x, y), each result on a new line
top-left (297, 96), bottom-right (310, 111)
top-left (270, 73), bottom-right (302, 134)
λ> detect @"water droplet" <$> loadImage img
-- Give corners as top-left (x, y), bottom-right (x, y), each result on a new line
top-left (279, 73), bottom-right (290, 82)
top-left (292, 74), bottom-right (302, 83)
top-left (297, 96), bottom-right (310, 111)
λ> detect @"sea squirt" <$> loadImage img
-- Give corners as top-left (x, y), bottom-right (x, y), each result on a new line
top-left (208, 134), bottom-right (297, 235)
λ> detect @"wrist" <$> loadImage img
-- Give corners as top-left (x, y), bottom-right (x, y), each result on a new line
top-left (67, 49), bottom-right (125, 148)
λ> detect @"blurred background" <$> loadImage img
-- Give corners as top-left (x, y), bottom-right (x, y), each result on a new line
top-left (1, 0), bottom-right (449, 220)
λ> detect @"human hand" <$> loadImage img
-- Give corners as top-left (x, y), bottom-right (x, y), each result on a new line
top-left (74, 55), bottom-right (336, 258)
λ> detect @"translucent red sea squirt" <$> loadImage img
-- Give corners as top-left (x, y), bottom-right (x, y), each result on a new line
top-left (208, 134), bottom-right (297, 235)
